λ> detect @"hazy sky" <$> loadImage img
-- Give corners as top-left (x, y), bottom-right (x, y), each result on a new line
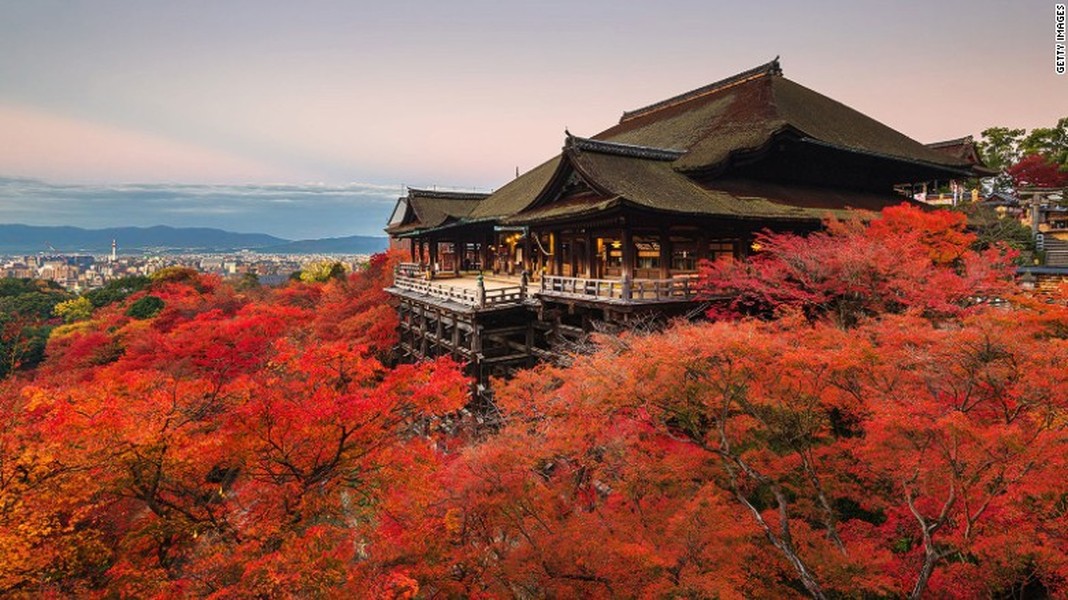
top-left (1, 0), bottom-right (1065, 238)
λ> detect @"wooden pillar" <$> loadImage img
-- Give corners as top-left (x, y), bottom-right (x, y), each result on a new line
top-left (534, 231), bottom-right (544, 277)
top-left (429, 240), bottom-right (439, 275)
top-left (481, 233), bottom-right (492, 272)
top-left (659, 227), bottom-right (670, 279)
top-left (452, 317), bottom-right (461, 359)
top-left (523, 230), bottom-right (533, 277)
top-left (435, 309), bottom-right (444, 355)
top-left (408, 239), bottom-right (416, 262)
top-left (418, 306), bottom-right (428, 357)
top-left (585, 230), bottom-right (595, 278)
top-left (454, 241), bottom-right (462, 275)
top-left (552, 232), bottom-right (563, 276)
top-left (471, 323), bottom-right (482, 356)
top-left (621, 226), bottom-right (634, 281)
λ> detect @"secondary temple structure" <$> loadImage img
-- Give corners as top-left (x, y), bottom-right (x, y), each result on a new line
top-left (384, 58), bottom-right (989, 388)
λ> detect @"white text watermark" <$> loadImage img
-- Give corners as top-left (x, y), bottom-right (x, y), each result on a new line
top-left (1057, 4), bottom-right (1066, 74)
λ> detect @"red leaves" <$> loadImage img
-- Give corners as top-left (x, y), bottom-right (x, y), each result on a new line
top-left (1006, 154), bottom-right (1068, 189)
top-left (4, 237), bottom-right (1065, 597)
top-left (0, 254), bottom-right (471, 596)
top-left (388, 302), bottom-right (1068, 597)
top-left (699, 204), bottom-right (1018, 327)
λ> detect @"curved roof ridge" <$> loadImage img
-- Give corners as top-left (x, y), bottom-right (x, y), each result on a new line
top-left (565, 134), bottom-right (685, 161)
top-left (406, 187), bottom-right (490, 200)
top-left (619, 57), bottom-right (781, 124)
top-left (925, 135), bottom-right (974, 149)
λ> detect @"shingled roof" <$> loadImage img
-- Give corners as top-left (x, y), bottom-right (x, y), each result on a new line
top-left (503, 136), bottom-right (895, 225)
top-left (594, 58), bottom-right (975, 175)
top-left (466, 157), bottom-right (561, 221)
top-left (385, 188), bottom-right (489, 235)
top-left (389, 58), bottom-right (971, 235)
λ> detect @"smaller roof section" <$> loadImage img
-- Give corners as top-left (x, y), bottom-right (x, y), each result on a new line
top-left (925, 136), bottom-right (998, 177)
top-left (385, 187), bottom-right (489, 235)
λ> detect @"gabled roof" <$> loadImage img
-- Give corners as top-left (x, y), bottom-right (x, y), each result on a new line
top-left (594, 58), bottom-right (973, 175)
top-left (925, 136), bottom-right (998, 176)
top-left (467, 157), bottom-right (561, 221)
top-left (388, 58), bottom-right (973, 236)
top-left (503, 136), bottom-right (900, 225)
top-left (385, 188), bottom-right (488, 235)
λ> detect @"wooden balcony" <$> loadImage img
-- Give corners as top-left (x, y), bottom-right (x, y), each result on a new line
top-left (388, 266), bottom-right (702, 312)
top-left (389, 269), bottom-right (527, 311)
top-left (539, 274), bottom-right (700, 304)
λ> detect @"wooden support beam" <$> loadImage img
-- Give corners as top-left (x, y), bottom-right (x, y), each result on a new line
top-left (478, 325), bottom-right (531, 336)
top-left (480, 353), bottom-right (534, 366)
top-left (435, 308), bottom-right (444, 351)
top-left (452, 320), bottom-right (461, 360)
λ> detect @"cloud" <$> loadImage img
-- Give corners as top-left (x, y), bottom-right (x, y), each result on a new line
top-left (0, 178), bottom-right (406, 239)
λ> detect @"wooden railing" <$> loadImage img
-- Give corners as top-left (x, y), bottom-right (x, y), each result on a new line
top-left (397, 262), bottom-right (423, 277)
top-left (393, 271), bottom-right (701, 307)
top-left (539, 274), bottom-right (700, 303)
top-left (630, 275), bottom-right (700, 301)
top-left (540, 275), bottom-right (626, 299)
top-left (481, 285), bottom-right (525, 307)
top-left (393, 274), bottom-right (480, 305)
top-left (392, 273), bottom-right (526, 309)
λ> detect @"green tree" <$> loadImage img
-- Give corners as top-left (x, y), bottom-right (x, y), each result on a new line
top-left (978, 126), bottom-right (1025, 172)
top-left (978, 127), bottom-right (1025, 192)
top-left (236, 272), bottom-right (260, 291)
top-left (125, 295), bottom-right (164, 320)
top-left (956, 203), bottom-right (1035, 259)
top-left (1019, 117), bottom-right (1068, 167)
top-left (0, 278), bottom-right (68, 378)
top-left (85, 275), bottom-right (151, 308)
top-left (978, 119), bottom-right (1068, 192)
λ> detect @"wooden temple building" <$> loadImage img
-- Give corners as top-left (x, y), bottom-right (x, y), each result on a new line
top-left (384, 58), bottom-right (989, 387)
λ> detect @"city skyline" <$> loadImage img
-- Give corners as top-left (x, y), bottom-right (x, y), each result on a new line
top-left (1, 0), bottom-right (1065, 238)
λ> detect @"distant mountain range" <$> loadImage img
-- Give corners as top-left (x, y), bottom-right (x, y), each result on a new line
top-left (0, 224), bottom-right (389, 255)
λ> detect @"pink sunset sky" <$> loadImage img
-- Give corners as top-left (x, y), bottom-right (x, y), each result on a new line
top-left (0, 0), bottom-right (1065, 238)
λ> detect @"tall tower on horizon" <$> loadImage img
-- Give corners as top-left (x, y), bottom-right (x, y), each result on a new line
top-left (110, 239), bottom-right (117, 263)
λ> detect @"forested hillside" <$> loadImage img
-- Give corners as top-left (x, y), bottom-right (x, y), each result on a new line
top-left (1, 207), bottom-right (1066, 599)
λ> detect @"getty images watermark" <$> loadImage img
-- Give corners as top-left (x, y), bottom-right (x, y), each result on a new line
top-left (1057, 3), bottom-right (1066, 74)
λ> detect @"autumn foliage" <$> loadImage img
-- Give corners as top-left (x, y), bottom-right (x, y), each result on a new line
top-left (1007, 154), bottom-right (1068, 189)
top-left (698, 204), bottom-right (1017, 327)
top-left (2, 208), bottom-right (1067, 599)
top-left (0, 252), bottom-right (469, 597)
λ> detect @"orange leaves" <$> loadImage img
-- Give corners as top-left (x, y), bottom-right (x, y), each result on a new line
top-left (0, 253), bottom-right (473, 597)
top-left (400, 304), bottom-right (1068, 598)
top-left (5, 241), bottom-right (1066, 597)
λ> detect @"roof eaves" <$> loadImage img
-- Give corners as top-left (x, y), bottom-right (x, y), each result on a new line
top-left (797, 136), bottom-right (976, 177)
